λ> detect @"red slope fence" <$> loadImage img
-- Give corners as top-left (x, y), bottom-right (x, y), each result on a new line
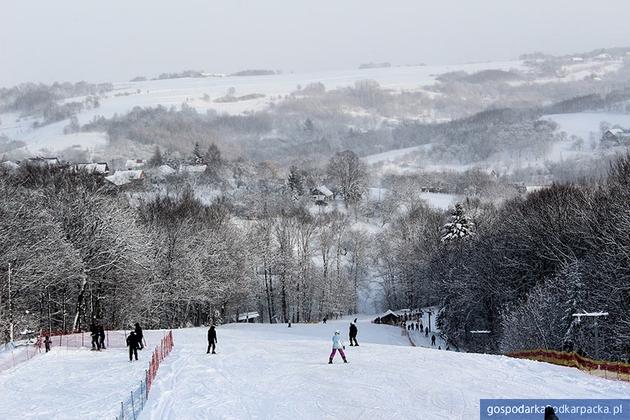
top-left (116, 330), bottom-right (174, 420)
top-left (43, 329), bottom-right (129, 349)
top-left (0, 341), bottom-right (41, 374)
top-left (507, 349), bottom-right (630, 382)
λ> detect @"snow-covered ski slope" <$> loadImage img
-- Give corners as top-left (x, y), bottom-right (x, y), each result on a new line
top-left (142, 318), bottom-right (628, 420)
top-left (0, 330), bottom-right (165, 419)
top-left (1, 318), bottom-right (628, 419)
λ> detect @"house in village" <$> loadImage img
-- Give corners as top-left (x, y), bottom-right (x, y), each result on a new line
top-left (602, 128), bottom-right (630, 146)
top-left (1, 161), bottom-right (20, 172)
top-left (179, 164), bottom-right (207, 174)
top-left (27, 157), bottom-right (62, 167)
top-left (125, 159), bottom-right (146, 170)
top-left (311, 185), bottom-right (334, 205)
top-left (74, 162), bottom-right (110, 175)
top-left (104, 169), bottom-right (145, 188)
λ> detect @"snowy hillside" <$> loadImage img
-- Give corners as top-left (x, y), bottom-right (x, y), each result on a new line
top-left (1, 61), bottom-right (523, 156)
top-left (1, 319), bottom-right (628, 419)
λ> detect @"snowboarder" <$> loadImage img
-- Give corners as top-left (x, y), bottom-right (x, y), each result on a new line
top-left (322, 316), bottom-right (327, 324)
top-left (90, 321), bottom-right (100, 350)
top-left (134, 323), bottom-right (144, 350)
top-left (544, 406), bottom-right (559, 420)
top-left (44, 335), bottom-right (51, 353)
top-left (207, 325), bottom-right (217, 354)
top-left (98, 325), bottom-right (106, 350)
top-left (329, 330), bottom-right (347, 364)
top-left (419, 322), bottom-right (423, 332)
top-left (415, 322), bottom-right (419, 331)
top-left (349, 322), bottom-right (359, 346)
top-left (431, 334), bottom-right (436, 346)
top-left (127, 331), bottom-right (139, 361)
top-left (425, 327), bottom-right (429, 337)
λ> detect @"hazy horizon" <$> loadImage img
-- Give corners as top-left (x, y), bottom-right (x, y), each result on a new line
top-left (2, 0), bottom-right (630, 86)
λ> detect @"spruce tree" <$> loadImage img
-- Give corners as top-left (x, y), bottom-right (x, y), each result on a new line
top-left (149, 146), bottom-right (163, 167)
top-left (441, 204), bottom-right (474, 242)
top-left (287, 166), bottom-right (304, 199)
top-left (205, 143), bottom-right (222, 166)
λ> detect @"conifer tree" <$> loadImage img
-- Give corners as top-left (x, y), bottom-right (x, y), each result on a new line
top-left (441, 203), bottom-right (474, 242)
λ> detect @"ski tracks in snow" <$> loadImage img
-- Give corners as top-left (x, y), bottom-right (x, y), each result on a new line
top-left (138, 323), bottom-right (630, 420)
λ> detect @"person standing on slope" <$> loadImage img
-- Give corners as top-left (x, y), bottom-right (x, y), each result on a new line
top-left (98, 324), bottom-right (106, 350)
top-left (329, 330), bottom-right (347, 364)
top-left (431, 334), bottom-right (436, 346)
top-left (134, 323), bottom-right (144, 350)
top-left (349, 321), bottom-right (359, 346)
top-left (90, 321), bottom-right (100, 350)
top-left (207, 325), bottom-right (217, 354)
top-left (127, 331), bottom-right (139, 361)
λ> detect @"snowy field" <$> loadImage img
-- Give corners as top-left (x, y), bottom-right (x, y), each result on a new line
top-left (1, 318), bottom-right (627, 419)
top-left (1, 61), bottom-right (522, 156)
top-left (544, 112), bottom-right (630, 146)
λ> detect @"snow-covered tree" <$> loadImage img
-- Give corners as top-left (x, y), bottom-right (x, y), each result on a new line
top-left (441, 204), bottom-right (474, 243)
top-left (327, 150), bottom-right (367, 207)
top-left (287, 166), bottom-right (304, 199)
top-left (149, 146), bottom-right (163, 167)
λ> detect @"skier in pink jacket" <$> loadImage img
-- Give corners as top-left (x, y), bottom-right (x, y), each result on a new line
top-left (329, 330), bottom-right (347, 364)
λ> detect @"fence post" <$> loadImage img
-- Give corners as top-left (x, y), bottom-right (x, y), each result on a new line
top-left (120, 401), bottom-right (124, 419)
top-left (131, 391), bottom-right (136, 420)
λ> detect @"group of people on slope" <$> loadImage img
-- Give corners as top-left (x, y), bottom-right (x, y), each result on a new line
top-left (126, 323), bottom-right (145, 361)
top-left (89, 322), bottom-right (106, 350)
top-left (203, 320), bottom-right (359, 364)
top-left (329, 318), bottom-right (360, 364)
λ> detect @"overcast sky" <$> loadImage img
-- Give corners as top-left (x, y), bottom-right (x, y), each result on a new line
top-left (2, 0), bottom-right (630, 86)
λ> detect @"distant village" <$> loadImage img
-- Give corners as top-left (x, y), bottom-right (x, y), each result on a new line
top-left (0, 155), bottom-right (346, 207)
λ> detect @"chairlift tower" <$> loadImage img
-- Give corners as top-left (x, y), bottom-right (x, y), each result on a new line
top-left (572, 311), bottom-right (608, 359)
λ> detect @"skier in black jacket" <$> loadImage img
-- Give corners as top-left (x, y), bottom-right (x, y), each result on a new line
top-left (127, 331), bottom-right (139, 361)
top-left (98, 325), bottom-right (106, 350)
top-left (134, 323), bottom-right (144, 350)
top-left (349, 322), bottom-right (359, 346)
top-left (90, 321), bottom-right (100, 350)
top-left (207, 325), bottom-right (217, 354)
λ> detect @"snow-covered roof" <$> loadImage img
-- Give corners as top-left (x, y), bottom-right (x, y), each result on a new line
top-left (378, 310), bottom-right (400, 318)
top-left (234, 311), bottom-right (259, 321)
top-left (158, 165), bottom-right (176, 176)
top-left (76, 162), bottom-right (109, 174)
top-left (313, 185), bottom-right (333, 197)
top-left (180, 164), bottom-right (207, 173)
top-left (28, 157), bottom-right (60, 166)
top-left (1, 161), bottom-right (19, 171)
top-left (125, 159), bottom-right (146, 169)
top-left (105, 170), bottom-right (144, 186)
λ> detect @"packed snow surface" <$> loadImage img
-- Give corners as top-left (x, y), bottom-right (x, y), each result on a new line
top-left (141, 319), bottom-right (627, 419)
top-left (0, 319), bottom-right (628, 419)
top-left (0, 331), bottom-right (164, 419)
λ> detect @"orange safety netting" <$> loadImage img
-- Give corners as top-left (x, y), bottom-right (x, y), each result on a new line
top-left (507, 349), bottom-right (630, 382)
